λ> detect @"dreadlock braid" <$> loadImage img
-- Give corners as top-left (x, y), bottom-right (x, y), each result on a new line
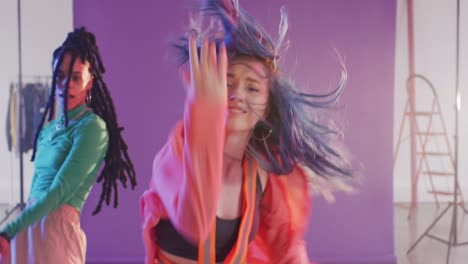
top-left (31, 27), bottom-right (137, 215)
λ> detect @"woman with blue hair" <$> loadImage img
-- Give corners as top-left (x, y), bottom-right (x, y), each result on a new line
top-left (141, 1), bottom-right (355, 263)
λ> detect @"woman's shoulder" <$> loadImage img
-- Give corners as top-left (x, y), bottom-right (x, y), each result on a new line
top-left (73, 111), bottom-right (108, 138)
top-left (265, 166), bottom-right (310, 194)
top-left (260, 166), bottom-right (311, 226)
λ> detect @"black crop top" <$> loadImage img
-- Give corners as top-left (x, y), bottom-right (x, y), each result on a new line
top-left (155, 176), bottom-right (263, 262)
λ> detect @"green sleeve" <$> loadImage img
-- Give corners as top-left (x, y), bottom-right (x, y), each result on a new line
top-left (27, 172), bottom-right (38, 202)
top-left (1, 118), bottom-right (108, 238)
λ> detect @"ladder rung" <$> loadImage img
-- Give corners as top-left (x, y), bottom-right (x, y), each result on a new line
top-left (417, 152), bottom-right (451, 156)
top-left (405, 112), bottom-right (440, 116)
top-left (416, 132), bottom-right (445, 136)
top-left (423, 171), bottom-right (454, 176)
top-left (428, 190), bottom-right (457, 196)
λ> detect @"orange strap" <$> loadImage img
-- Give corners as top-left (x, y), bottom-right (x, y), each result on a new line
top-left (157, 248), bottom-right (173, 264)
top-left (199, 156), bottom-right (257, 264)
top-left (157, 157), bottom-right (257, 264)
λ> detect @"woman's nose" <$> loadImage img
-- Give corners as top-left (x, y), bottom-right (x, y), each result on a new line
top-left (228, 86), bottom-right (245, 101)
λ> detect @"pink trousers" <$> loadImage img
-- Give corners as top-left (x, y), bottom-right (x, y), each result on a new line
top-left (8, 204), bottom-right (86, 264)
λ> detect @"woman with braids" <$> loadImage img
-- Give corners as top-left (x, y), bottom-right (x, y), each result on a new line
top-left (140, 1), bottom-right (356, 263)
top-left (0, 27), bottom-right (136, 264)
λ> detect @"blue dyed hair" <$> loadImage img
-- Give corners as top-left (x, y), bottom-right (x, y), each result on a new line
top-left (173, 0), bottom-right (353, 179)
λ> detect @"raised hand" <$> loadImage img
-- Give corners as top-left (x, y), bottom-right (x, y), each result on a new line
top-left (184, 33), bottom-right (228, 104)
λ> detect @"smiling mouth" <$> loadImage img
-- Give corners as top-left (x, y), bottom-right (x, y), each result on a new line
top-left (228, 107), bottom-right (247, 114)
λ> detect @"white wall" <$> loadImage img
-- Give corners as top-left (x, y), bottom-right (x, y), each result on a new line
top-left (0, 0), bottom-right (72, 204)
top-left (394, 0), bottom-right (468, 202)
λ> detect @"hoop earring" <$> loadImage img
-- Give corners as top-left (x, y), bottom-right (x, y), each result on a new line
top-left (86, 90), bottom-right (92, 106)
top-left (252, 121), bottom-right (273, 141)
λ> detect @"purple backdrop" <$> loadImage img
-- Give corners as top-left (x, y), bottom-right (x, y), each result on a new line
top-left (73, 1), bottom-right (396, 263)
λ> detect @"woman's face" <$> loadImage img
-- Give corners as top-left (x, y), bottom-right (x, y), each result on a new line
top-left (54, 52), bottom-right (93, 111)
top-left (226, 57), bottom-right (270, 132)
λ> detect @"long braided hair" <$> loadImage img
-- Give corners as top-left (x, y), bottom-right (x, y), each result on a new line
top-left (31, 27), bottom-right (137, 215)
top-left (174, 0), bottom-right (354, 180)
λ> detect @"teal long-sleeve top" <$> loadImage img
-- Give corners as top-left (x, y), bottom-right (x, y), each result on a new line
top-left (1, 104), bottom-right (109, 239)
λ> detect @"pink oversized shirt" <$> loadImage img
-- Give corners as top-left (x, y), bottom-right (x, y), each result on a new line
top-left (140, 94), bottom-right (312, 263)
